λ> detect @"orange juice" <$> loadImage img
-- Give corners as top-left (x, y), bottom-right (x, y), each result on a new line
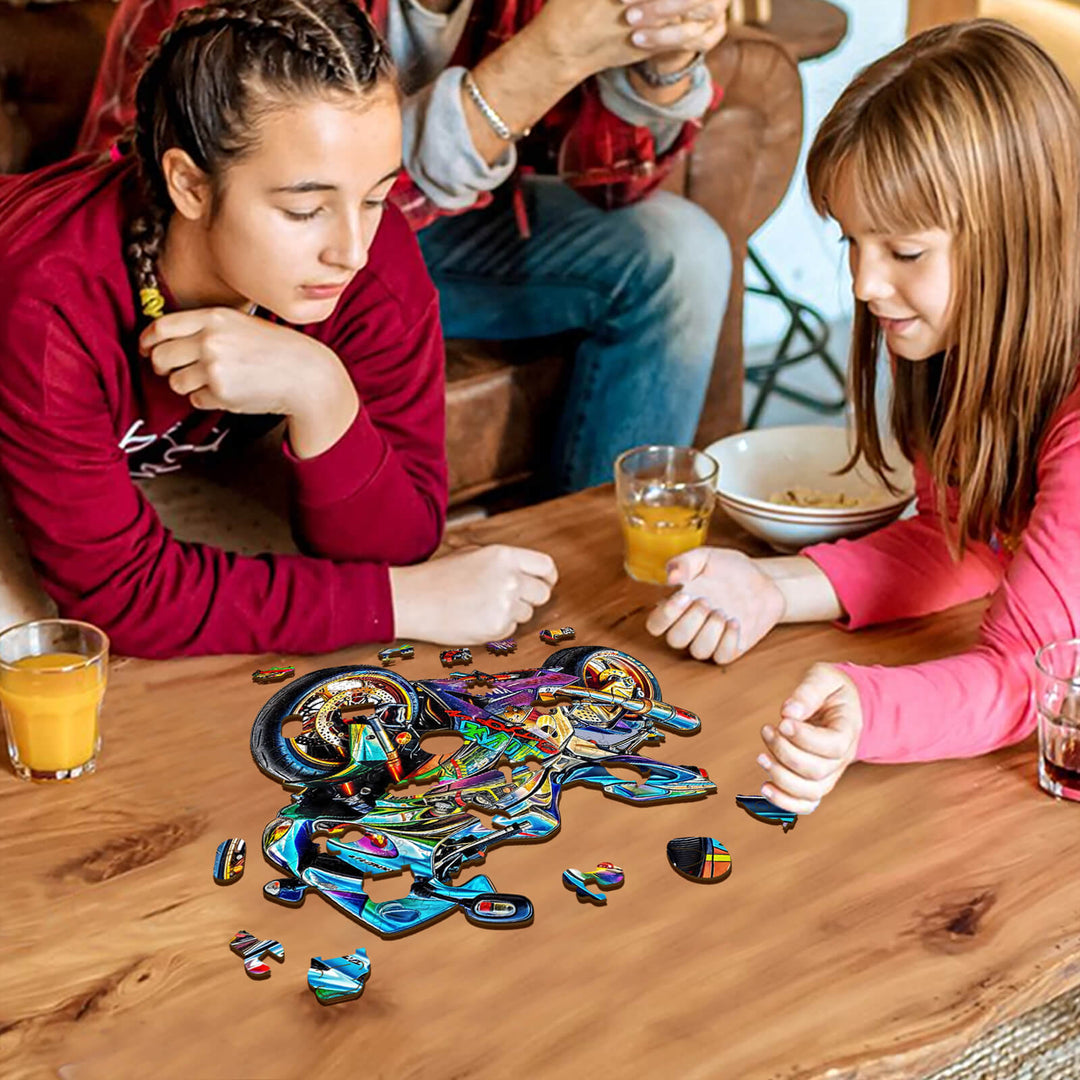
top-left (621, 504), bottom-right (709, 584)
top-left (0, 653), bottom-right (105, 775)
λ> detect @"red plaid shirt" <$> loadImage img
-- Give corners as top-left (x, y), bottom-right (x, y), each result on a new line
top-left (77, 0), bottom-right (722, 229)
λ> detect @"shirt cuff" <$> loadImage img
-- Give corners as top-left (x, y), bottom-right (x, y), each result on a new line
top-left (402, 66), bottom-right (517, 210)
top-left (596, 64), bottom-right (713, 155)
top-left (281, 406), bottom-right (387, 509)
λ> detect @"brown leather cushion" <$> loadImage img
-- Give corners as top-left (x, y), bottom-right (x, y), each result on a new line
top-left (444, 338), bottom-right (572, 503)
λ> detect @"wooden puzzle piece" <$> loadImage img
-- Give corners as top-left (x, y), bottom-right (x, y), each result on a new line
top-left (307, 948), bottom-right (371, 1004)
top-left (736, 794), bottom-right (798, 832)
top-left (378, 645), bottom-right (414, 665)
top-left (539, 627), bottom-right (575, 644)
top-left (440, 647), bottom-right (472, 667)
top-left (252, 666), bottom-right (295, 684)
top-left (485, 638), bottom-right (517, 655)
top-left (212, 837), bottom-right (246, 884)
top-left (666, 836), bottom-right (732, 882)
top-left (562, 862), bottom-right (625, 903)
top-left (229, 930), bottom-right (284, 979)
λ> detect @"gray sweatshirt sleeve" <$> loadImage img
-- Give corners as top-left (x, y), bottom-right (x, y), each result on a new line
top-left (595, 64), bottom-right (713, 156)
top-left (402, 66), bottom-right (517, 211)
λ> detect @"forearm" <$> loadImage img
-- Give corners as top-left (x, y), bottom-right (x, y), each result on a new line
top-left (757, 555), bottom-right (845, 624)
top-left (464, 24), bottom-right (586, 166)
top-left (285, 350), bottom-right (360, 460)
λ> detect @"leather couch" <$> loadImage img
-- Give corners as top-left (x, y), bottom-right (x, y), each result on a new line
top-left (0, 1), bottom-right (804, 505)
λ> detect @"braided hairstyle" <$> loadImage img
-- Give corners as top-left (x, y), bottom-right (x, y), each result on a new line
top-left (126, 0), bottom-right (395, 318)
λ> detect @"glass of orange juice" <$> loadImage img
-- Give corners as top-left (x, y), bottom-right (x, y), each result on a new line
top-left (615, 445), bottom-right (718, 585)
top-left (0, 619), bottom-right (109, 781)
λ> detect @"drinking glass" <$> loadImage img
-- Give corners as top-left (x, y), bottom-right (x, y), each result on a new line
top-left (615, 446), bottom-right (718, 585)
top-left (0, 619), bottom-right (109, 781)
top-left (1033, 638), bottom-right (1080, 802)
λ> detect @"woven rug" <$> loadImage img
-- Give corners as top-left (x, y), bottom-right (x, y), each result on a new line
top-left (923, 981), bottom-right (1080, 1079)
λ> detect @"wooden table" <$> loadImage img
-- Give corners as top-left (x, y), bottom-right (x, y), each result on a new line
top-left (3, 487), bottom-right (1079, 1080)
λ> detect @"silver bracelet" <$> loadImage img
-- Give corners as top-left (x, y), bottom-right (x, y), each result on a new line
top-left (462, 71), bottom-right (530, 142)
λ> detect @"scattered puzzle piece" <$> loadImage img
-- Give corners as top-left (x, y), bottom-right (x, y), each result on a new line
top-left (539, 627), bottom-right (575, 644)
top-left (736, 794), bottom-right (798, 832)
top-left (308, 948), bottom-right (371, 1004)
top-left (264, 877), bottom-right (309, 905)
top-left (252, 666), bottom-right (295, 684)
top-left (439, 647), bottom-right (472, 667)
top-left (485, 638), bottom-right (517, 655)
top-left (666, 836), bottom-right (731, 882)
top-left (378, 645), bottom-right (414, 665)
top-left (212, 837), bottom-right (246, 885)
top-left (562, 862), bottom-right (625, 903)
top-left (229, 930), bottom-right (284, 979)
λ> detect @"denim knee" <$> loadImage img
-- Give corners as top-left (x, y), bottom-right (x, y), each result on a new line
top-left (613, 192), bottom-right (732, 349)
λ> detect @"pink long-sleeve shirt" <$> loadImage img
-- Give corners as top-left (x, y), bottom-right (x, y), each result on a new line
top-left (801, 385), bottom-right (1080, 764)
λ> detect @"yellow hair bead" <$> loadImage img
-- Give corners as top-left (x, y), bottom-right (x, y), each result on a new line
top-left (139, 287), bottom-right (165, 319)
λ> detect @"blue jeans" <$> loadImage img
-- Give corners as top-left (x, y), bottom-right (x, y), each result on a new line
top-left (418, 177), bottom-right (733, 493)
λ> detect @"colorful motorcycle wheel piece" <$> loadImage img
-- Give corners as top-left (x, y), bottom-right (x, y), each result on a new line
top-left (539, 627), bottom-right (575, 644)
top-left (666, 836), bottom-right (731, 882)
top-left (308, 948), bottom-right (371, 1004)
top-left (485, 638), bottom-right (517, 655)
top-left (252, 666), bottom-right (295, 685)
top-left (229, 930), bottom-right (284, 979)
top-left (378, 645), bottom-right (414, 665)
top-left (213, 837), bottom-right (246, 885)
top-left (736, 794), bottom-right (798, 832)
top-left (562, 862), bottom-right (625, 903)
top-left (440, 647), bottom-right (472, 667)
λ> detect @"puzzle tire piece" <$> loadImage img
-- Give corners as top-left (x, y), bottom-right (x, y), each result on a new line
top-left (229, 930), bottom-right (284, 979)
top-left (666, 836), bottom-right (731, 882)
top-left (213, 837), bottom-right (246, 885)
top-left (308, 948), bottom-right (371, 1004)
top-left (735, 794), bottom-right (798, 832)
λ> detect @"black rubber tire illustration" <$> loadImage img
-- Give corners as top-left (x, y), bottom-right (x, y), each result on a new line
top-left (250, 665), bottom-right (420, 786)
top-left (539, 646), bottom-right (662, 699)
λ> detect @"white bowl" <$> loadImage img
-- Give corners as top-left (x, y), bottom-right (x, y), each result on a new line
top-left (704, 425), bottom-right (915, 553)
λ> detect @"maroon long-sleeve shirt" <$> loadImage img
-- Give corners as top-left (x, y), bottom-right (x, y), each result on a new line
top-left (0, 156), bottom-right (448, 658)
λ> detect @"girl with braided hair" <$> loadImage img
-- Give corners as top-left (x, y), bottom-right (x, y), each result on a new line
top-left (0, 0), bottom-right (556, 657)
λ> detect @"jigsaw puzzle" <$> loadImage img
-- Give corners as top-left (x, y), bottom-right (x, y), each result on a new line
top-left (666, 836), bottom-right (731, 882)
top-left (736, 794), bottom-right (798, 832)
top-left (212, 837), bottom-right (246, 884)
top-left (308, 948), bottom-right (371, 1003)
top-left (562, 862), bottom-right (625, 903)
top-left (229, 930), bottom-right (284, 978)
top-left (251, 646), bottom-right (714, 936)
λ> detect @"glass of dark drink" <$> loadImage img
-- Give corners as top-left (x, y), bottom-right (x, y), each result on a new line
top-left (1033, 639), bottom-right (1080, 802)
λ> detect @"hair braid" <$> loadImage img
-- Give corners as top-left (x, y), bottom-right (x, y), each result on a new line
top-left (125, 0), bottom-right (393, 320)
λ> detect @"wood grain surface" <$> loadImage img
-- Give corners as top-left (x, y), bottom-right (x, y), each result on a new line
top-left (2, 486), bottom-right (1079, 1080)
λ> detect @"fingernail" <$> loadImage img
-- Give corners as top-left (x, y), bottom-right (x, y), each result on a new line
top-left (671, 592), bottom-right (692, 608)
top-left (784, 703), bottom-right (806, 720)
top-left (632, 30), bottom-right (647, 45)
top-left (756, 754), bottom-right (771, 770)
top-left (761, 725), bottom-right (774, 739)
top-left (626, 7), bottom-right (643, 22)
top-left (779, 721), bottom-right (794, 736)
top-left (761, 784), bottom-right (773, 798)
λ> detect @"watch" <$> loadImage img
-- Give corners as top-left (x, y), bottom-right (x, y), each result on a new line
top-left (632, 51), bottom-right (706, 88)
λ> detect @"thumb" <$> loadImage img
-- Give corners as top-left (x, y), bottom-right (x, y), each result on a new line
top-left (781, 663), bottom-right (844, 724)
top-left (666, 546), bottom-right (711, 586)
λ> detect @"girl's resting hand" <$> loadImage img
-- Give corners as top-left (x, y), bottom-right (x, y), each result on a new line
top-left (390, 544), bottom-right (559, 644)
top-left (645, 546), bottom-right (786, 664)
top-left (139, 307), bottom-right (352, 419)
top-left (758, 663), bottom-right (863, 814)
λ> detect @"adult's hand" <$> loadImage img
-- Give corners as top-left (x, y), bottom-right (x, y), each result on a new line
top-left (624, 0), bottom-right (731, 75)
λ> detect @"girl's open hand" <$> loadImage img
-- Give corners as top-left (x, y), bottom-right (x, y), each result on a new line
top-left (757, 663), bottom-right (863, 814)
top-left (645, 546), bottom-right (786, 664)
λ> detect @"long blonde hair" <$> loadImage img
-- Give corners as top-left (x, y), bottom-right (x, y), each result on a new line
top-left (807, 19), bottom-right (1080, 556)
